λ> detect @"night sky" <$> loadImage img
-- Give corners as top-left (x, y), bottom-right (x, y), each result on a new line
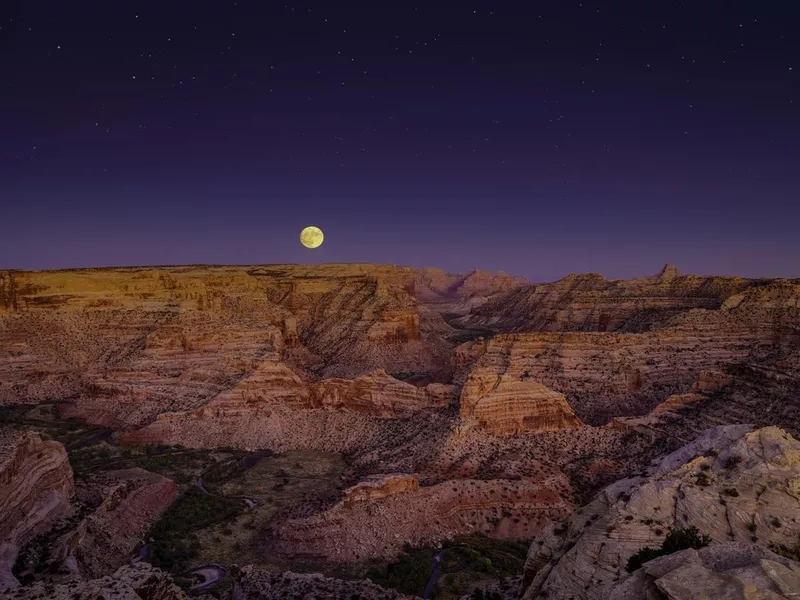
top-left (2, 1), bottom-right (798, 281)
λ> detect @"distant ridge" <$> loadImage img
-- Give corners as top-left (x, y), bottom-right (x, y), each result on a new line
top-left (654, 263), bottom-right (682, 280)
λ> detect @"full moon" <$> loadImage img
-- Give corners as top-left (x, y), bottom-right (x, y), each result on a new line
top-left (300, 226), bottom-right (324, 249)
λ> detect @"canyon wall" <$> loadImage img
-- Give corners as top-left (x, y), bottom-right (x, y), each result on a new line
top-left (454, 266), bottom-right (788, 333)
top-left (519, 425), bottom-right (800, 600)
top-left (0, 265), bottom-right (458, 427)
top-left (0, 431), bottom-right (74, 590)
top-left (265, 475), bottom-right (574, 563)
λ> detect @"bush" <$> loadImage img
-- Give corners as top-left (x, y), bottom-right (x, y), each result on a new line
top-left (771, 536), bottom-right (800, 562)
top-left (626, 526), bottom-right (712, 572)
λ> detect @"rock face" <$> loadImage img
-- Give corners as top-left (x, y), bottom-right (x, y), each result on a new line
top-left (49, 468), bottom-right (177, 578)
top-left (460, 374), bottom-right (583, 435)
top-left (454, 268), bottom-right (789, 333)
top-left (233, 566), bottom-right (416, 599)
top-left (0, 431), bottom-right (74, 590)
top-left (414, 268), bottom-right (528, 310)
top-left (341, 473), bottom-right (420, 507)
top-left (518, 425), bottom-right (800, 600)
top-left (454, 284), bottom-right (796, 423)
top-left (608, 543), bottom-right (800, 600)
top-left (2, 562), bottom-right (187, 600)
top-left (309, 370), bottom-right (453, 416)
top-left (0, 265), bottom-right (456, 426)
top-left (117, 367), bottom-right (454, 453)
top-left (266, 476), bottom-right (573, 563)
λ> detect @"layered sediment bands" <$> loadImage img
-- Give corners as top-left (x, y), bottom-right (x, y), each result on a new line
top-left (454, 267), bottom-right (778, 333)
top-left (460, 374), bottom-right (583, 435)
top-left (341, 473), bottom-right (420, 507)
top-left (50, 468), bottom-right (177, 578)
top-left (0, 431), bottom-right (74, 590)
top-left (266, 476), bottom-right (574, 563)
top-left (608, 543), bottom-right (800, 600)
top-left (308, 370), bottom-right (453, 416)
top-left (0, 264), bottom-right (460, 424)
top-left (118, 365), bottom-right (455, 453)
top-left (414, 268), bottom-right (528, 305)
top-left (519, 425), bottom-right (800, 600)
top-left (455, 301), bottom-right (786, 424)
top-left (118, 402), bottom-right (456, 466)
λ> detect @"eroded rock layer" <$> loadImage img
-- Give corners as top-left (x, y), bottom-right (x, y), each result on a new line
top-left (608, 543), bottom-right (800, 600)
top-left (455, 267), bottom-right (799, 333)
top-left (460, 374), bottom-right (583, 435)
top-left (0, 265), bottom-right (459, 427)
top-left (519, 425), bottom-right (800, 600)
top-left (49, 468), bottom-right (178, 578)
top-left (455, 282), bottom-right (800, 424)
top-left (266, 476), bottom-right (573, 563)
top-left (0, 431), bottom-right (74, 591)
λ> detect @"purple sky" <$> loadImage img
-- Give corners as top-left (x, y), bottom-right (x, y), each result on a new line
top-left (1, 1), bottom-right (798, 281)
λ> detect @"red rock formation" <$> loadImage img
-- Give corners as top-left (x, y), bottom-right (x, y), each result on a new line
top-left (341, 473), bottom-right (420, 507)
top-left (50, 468), bottom-right (177, 578)
top-left (0, 431), bottom-right (74, 590)
top-left (266, 476), bottom-right (573, 563)
top-left (455, 267), bottom-right (769, 333)
top-left (0, 265), bottom-right (458, 426)
top-left (454, 289), bottom-right (793, 423)
top-left (460, 373), bottom-right (583, 435)
top-left (309, 370), bottom-right (452, 416)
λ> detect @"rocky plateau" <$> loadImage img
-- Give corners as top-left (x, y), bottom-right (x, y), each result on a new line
top-left (0, 263), bottom-right (798, 599)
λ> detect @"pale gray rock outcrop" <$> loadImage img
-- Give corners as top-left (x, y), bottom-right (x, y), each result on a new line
top-left (519, 425), bottom-right (800, 600)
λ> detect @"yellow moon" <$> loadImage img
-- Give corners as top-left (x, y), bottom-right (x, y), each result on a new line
top-left (300, 226), bottom-right (324, 249)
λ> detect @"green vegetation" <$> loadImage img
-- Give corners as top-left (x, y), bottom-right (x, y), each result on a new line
top-left (626, 526), bottom-right (712, 573)
top-left (147, 486), bottom-right (244, 572)
top-left (771, 536), bottom-right (800, 562)
top-left (364, 534), bottom-right (529, 599)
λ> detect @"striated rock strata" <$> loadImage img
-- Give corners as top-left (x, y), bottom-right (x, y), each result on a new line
top-left (608, 543), bottom-right (800, 600)
top-left (266, 476), bottom-right (574, 563)
top-left (454, 282), bottom-right (799, 424)
top-left (341, 473), bottom-right (420, 507)
top-left (0, 431), bottom-right (74, 591)
top-left (459, 374), bottom-right (583, 435)
top-left (49, 468), bottom-right (177, 578)
top-left (453, 267), bottom-right (777, 333)
top-left (0, 264), bottom-right (460, 426)
top-left (519, 425), bottom-right (800, 600)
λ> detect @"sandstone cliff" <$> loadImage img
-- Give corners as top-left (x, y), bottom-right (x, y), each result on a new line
top-left (266, 475), bottom-right (574, 563)
top-left (0, 265), bottom-right (457, 427)
top-left (518, 425), bottom-right (800, 600)
top-left (341, 473), bottom-right (420, 507)
top-left (459, 373), bottom-right (583, 435)
top-left (454, 267), bottom-right (790, 333)
top-left (47, 468), bottom-right (178, 579)
top-left (607, 543), bottom-right (800, 600)
top-left (0, 430), bottom-right (74, 591)
top-left (454, 293), bottom-right (789, 424)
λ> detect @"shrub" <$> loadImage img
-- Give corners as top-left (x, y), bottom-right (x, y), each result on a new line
top-left (771, 536), bottom-right (800, 562)
top-left (626, 527), bottom-right (712, 572)
top-left (724, 455), bottom-right (742, 469)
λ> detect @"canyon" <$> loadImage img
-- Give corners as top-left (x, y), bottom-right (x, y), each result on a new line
top-left (1, 263), bottom-right (799, 599)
